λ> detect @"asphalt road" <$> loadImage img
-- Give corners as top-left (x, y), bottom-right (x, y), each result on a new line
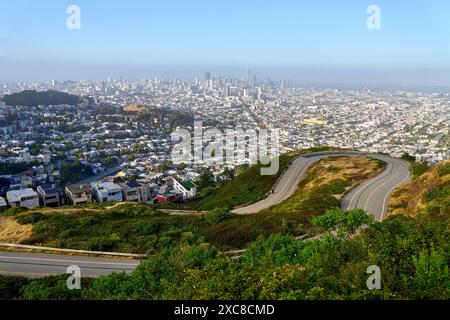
top-left (74, 166), bottom-right (121, 185)
top-left (0, 251), bottom-right (140, 278)
top-left (232, 151), bottom-right (411, 221)
top-left (0, 152), bottom-right (409, 278)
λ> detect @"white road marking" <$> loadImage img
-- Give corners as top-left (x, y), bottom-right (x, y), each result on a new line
top-left (0, 255), bottom-right (139, 266)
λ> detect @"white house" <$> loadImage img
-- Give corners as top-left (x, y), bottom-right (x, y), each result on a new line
top-left (172, 178), bottom-right (197, 199)
top-left (6, 188), bottom-right (39, 209)
top-left (91, 182), bottom-right (123, 203)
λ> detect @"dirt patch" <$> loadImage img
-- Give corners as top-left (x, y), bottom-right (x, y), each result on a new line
top-left (0, 216), bottom-right (33, 243)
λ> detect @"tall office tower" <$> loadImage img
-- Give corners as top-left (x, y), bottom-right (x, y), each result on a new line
top-left (246, 67), bottom-right (251, 83)
top-left (251, 75), bottom-right (257, 88)
top-left (208, 78), bottom-right (214, 91)
top-left (224, 85), bottom-right (230, 97)
top-left (205, 72), bottom-right (211, 81)
top-left (281, 78), bottom-right (289, 90)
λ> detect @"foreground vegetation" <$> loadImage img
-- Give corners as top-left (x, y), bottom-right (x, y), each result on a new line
top-left (0, 154), bottom-right (448, 300)
top-left (1, 208), bottom-right (448, 300)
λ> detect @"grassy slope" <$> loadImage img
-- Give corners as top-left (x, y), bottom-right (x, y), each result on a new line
top-left (193, 147), bottom-right (334, 211)
top-left (1, 155), bottom-right (384, 252)
top-left (1, 160), bottom-right (449, 300)
top-left (389, 161), bottom-right (450, 217)
top-left (261, 157), bottom-right (385, 216)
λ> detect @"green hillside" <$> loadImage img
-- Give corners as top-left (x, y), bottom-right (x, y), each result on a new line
top-left (1, 90), bottom-right (80, 106)
top-left (1, 157), bottom-right (448, 300)
top-left (194, 147), bottom-right (334, 210)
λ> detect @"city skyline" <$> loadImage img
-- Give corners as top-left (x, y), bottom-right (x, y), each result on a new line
top-left (1, 0), bottom-right (450, 85)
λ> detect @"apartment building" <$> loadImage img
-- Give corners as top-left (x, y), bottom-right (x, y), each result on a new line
top-left (91, 182), bottom-right (123, 203)
top-left (118, 181), bottom-right (141, 202)
top-left (37, 185), bottom-right (60, 207)
top-left (120, 181), bottom-right (154, 204)
top-left (65, 184), bottom-right (92, 206)
top-left (172, 178), bottom-right (197, 199)
top-left (6, 188), bottom-right (39, 209)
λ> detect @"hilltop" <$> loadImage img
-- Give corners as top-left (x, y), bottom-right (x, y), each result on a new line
top-left (1, 90), bottom-right (80, 107)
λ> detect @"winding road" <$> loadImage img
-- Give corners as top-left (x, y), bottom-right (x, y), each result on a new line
top-left (0, 151), bottom-right (410, 278)
top-left (232, 151), bottom-right (411, 222)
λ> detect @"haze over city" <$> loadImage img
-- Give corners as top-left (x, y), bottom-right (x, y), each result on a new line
top-left (1, 0), bottom-right (450, 89)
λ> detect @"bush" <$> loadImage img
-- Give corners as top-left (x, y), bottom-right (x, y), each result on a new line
top-left (312, 208), bottom-right (373, 236)
top-left (411, 162), bottom-right (429, 178)
top-left (134, 220), bottom-right (161, 235)
top-left (326, 179), bottom-right (351, 194)
top-left (203, 208), bottom-right (233, 224)
top-left (84, 237), bottom-right (118, 252)
top-left (2, 206), bottom-right (28, 216)
top-left (0, 276), bottom-right (30, 299)
top-left (437, 164), bottom-right (450, 177)
top-left (16, 212), bottom-right (45, 224)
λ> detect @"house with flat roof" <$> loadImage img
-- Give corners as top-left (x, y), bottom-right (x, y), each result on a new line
top-left (6, 188), bottom-right (39, 209)
top-left (37, 184), bottom-right (60, 208)
top-left (172, 177), bottom-right (197, 199)
top-left (91, 181), bottom-right (123, 203)
top-left (65, 184), bottom-right (92, 206)
top-left (118, 181), bottom-right (141, 202)
top-left (118, 181), bottom-right (151, 203)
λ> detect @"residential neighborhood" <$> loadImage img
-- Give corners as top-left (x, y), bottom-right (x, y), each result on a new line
top-left (0, 76), bottom-right (448, 211)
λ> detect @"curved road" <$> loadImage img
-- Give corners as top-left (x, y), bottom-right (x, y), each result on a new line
top-left (0, 152), bottom-right (410, 277)
top-left (232, 151), bottom-right (411, 222)
top-left (0, 251), bottom-right (140, 278)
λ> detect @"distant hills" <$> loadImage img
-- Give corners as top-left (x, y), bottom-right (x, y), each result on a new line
top-left (1, 90), bottom-right (80, 107)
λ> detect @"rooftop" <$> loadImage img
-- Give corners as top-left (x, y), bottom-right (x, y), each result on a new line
top-left (66, 184), bottom-right (91, 194)
top-left (92, 181), bottom-right (121, 191)
top-left (6, 188), bottom-right (38, 202)
top-left (180, 181), bottom-right (195, 191)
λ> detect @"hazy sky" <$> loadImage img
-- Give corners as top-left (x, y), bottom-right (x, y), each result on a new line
top-left (1, 0), bottom-right (450, 84)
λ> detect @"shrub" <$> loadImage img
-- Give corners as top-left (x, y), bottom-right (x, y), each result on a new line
top-left (203, 208), bottom-right (233, 224)
top-left (2, 206), bottom-right (28, 216)
top-left (312, 208), bottom-right (373, 236)
top-left (84, 237), bottom-right (118, 252)
top-left (134, 220), bottom-right (161, 235)
top-left (16, 212), bottom-right (45, 224)
top-left (437, 164), bottom-right (450, 177)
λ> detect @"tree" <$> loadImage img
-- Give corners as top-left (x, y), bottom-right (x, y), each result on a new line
top-left (198, 171), bottom-right (215, 189)
top-left (218, 168), bottom-right (235, 184)
top-left (178, 162), bottom-right (187, 171)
